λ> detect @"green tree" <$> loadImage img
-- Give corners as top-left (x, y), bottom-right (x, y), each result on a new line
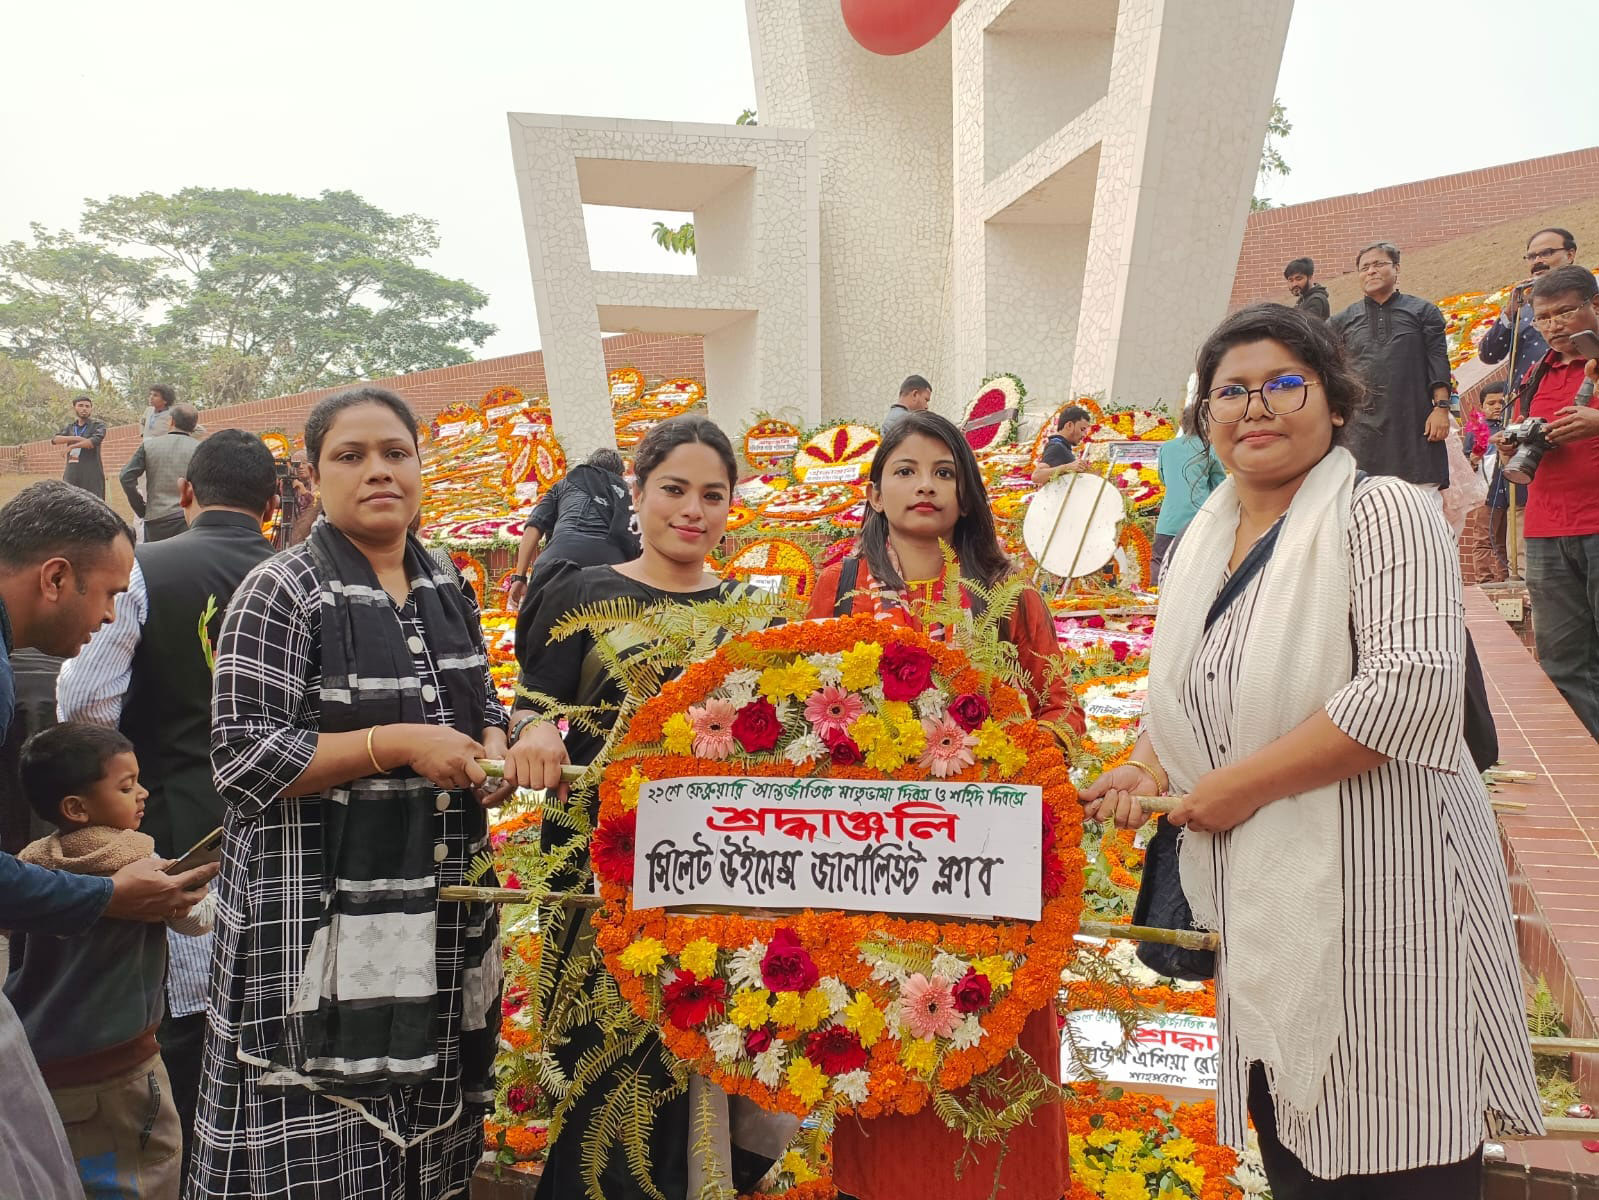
top-left (736, 109), bottom-right (757, 126)
top-left (1251, 98), bottom-right (1292, 212)
top-left (0, 188), bottom-right (495, 406)
top-left (0, 353), bottom-right (74, 444)
top-left (650, 220), bottom-right (696, 256)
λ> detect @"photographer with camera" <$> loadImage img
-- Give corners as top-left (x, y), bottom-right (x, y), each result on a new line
top-left (1495, 265), bottom-right (1599, 738)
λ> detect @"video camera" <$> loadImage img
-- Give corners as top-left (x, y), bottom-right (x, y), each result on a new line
top-left (1502, 348), bottom-right (1596, 485)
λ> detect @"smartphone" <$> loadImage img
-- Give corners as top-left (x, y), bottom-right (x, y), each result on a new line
top-left (164, 827), bottom-right (224, 877)
top-left (1569, 329), bottom-right (1599, 361)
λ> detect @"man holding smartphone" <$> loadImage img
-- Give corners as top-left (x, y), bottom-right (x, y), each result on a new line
top-left (1500, 266), bottom-right (1599, 738)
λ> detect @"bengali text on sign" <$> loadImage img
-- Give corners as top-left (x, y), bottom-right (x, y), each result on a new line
top-left (632, 775), bottom-right (1042, 920)
top-left (1065, 1011), bottom-right (1219, 1091)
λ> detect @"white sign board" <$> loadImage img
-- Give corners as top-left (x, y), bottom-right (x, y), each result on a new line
top-left (1104, 441), bottom-right (1155, 468)
top-left (1065, 1010), bottom-right (1219, 1091)
top-left (799, 462), bottom-right (865, 483)
top-left (747, 435), bottom-right (800, 457)
top-left (633, 775), bottom-right (1042, 920)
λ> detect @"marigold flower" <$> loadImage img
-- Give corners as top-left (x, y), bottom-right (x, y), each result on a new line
top-left (841, 992), bottom-right (887, 1047)
top-left (786, 1056), bottom-right (829, 1106)
top-left (677, 937), bottom-right (719, 979)
top-left (838, 641), bottom-right (882, 691)
top-left (661, 712), bottom-right (693, 754)
top-left (618, 937), bottom-right (667, 976)
top-left (899, 1035), bottom-right (938, 1075)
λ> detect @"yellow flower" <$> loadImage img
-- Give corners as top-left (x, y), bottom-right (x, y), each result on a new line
top-left (729, 988), bottom-right (771, 1029)
top-left (1170, 1158), bottom-right (1204, 1189)
top-left (662, 713), bottom-right (693, 754)
top-left (839, 642), bottom-right (882, 691)
top-left (618, 938), bottom-right (667, 976)
top-left (772, 988), bottom-right (828, 1031)
top-left (993, 741), bottom-right (1026, 777)
top-left (1101, 1171), bottom-right (1150, 1200)
top-left (618, 767), bottom-right (644, 812)
top-left (1085, 1127), bottom-right (1118, 1150)
top-left (972, 719), bottom-right (1010, 762)
top-left (780, 1149), bottom-right (818, 1184)
top-left (849, 713), bottom-right (887, 751)
top-left (879, 700), bottom-right (916, 728)
top-left (866, 738), bottom-right (907, 772)
top-left (900, 1035), bottom-right (938, 1075)
top-left (785, 1057), bottom-right (829, 1106)
top-left (758, 659), bottom-right (819, 702)
top-left (971, 955), bottom-right (1014, 988)
top-left (1162, 1136), bottom-right (1196, 1161)
top-left (894, 719), bottom-right (926, 759)
top-left (678, 938), bottom-right (719, 979)
top-left (842, 992), bottom-right (887, 1047)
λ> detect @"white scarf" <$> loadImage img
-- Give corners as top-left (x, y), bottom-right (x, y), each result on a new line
top-left (1148, 447), bottom-right (1356, 1113)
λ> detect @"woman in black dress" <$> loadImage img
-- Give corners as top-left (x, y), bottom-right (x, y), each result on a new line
top-left (502, 415), bottom-right (793, 1200)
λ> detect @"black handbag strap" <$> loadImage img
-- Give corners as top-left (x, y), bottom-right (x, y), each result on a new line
top-left (1203, 517), bottom-right (1284, 633)
top-left (834, 555), bottom-right (861, 617)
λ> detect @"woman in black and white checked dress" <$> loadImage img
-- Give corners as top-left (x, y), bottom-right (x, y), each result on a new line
top-left (188, 390), bottom-right (509, 1200)
top-left (1085, 306), bottom-right (1542, 1199)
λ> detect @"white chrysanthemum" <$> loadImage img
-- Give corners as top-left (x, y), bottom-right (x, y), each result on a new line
top-left (784, 732), bottom-right (826, 766)
top-left (931, 952), bottom-right (968, 983)
top-left (1233, 1163), bottom-right (1269, 1195)
top-left (722, 668), bottom-right (762, 709)
top-left (831, 1068), bottom-right (871, 1105)
top-left (772, 699), bottom-right (792, 725)
top-left (1107, 939), bottom-right (1162, 988)
top-left (949, 1014), bottom-right (984, 1050)
top-left (915, 688), bottom-right (950, 721)
top-left (864, 685), bottom-right (886, 706)
top-left (870, 958), bottom-right (908, 987)
top-left (819, 976), bottom-right (851, 1014)
top-left (707, 1022), bottom-right (746, 1064)
top-left (753, 1041), bottom-right (788, 1088)
top-left (808, 653), bottom-right (843, 688)
top-left (728, 942), bottom-right (767, 991)
top-left (1172, 978), bottom-right (1205, 993)
top-left (883, 1002), bottom-right (904, 1039)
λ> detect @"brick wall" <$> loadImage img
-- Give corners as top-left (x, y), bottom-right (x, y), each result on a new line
top-left (1, 333), bottom-right (703, 477)
top-left (1230, 146), bottom-right (1599, 309)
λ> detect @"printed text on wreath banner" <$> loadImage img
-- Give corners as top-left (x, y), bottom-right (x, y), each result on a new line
top-left (633, 776), bottom-right (1043, 920)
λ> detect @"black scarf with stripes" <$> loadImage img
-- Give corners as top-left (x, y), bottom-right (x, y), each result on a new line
top-left (264, 522), bottom-right (496, 1100)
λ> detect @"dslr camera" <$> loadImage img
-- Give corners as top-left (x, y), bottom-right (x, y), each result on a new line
top-left (1499, 417), bottom-right (1555, 485)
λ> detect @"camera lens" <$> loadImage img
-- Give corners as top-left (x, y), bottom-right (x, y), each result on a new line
top-left (1503, 439), bottom-right (1547, 485)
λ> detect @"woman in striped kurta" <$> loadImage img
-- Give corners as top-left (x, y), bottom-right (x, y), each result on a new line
top-left (1084, 305), bottom-right (1542, 1198)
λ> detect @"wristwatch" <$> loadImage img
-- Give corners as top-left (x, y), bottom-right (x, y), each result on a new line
top-left (504, 573), bottom-right (527, 584)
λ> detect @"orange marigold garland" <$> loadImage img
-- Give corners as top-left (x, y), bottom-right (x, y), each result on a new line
top-left (588, 615), bottom-right (1085, 1123)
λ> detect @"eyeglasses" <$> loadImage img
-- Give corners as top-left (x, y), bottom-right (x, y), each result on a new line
top-left (1532, 302), bottom-right (1591, 330)
top-left (1203, 375), bottom-right (1316, 424)
top-left (1357, 259), bottom-right (1395, 274)
top-left (1524, 246), bottom-right (1570, 263)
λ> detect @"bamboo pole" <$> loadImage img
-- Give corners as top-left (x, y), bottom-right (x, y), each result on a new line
top-left (1079, 920), bottom-right (1220, 952)
top-left (1528, 1035), bottom-right (1599, 1054)
top-left (1539, 1116), bottom-right (1599, 1138)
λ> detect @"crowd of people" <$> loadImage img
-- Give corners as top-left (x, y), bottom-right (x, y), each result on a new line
top-left (0, 221), bottom-right (1591, 1200)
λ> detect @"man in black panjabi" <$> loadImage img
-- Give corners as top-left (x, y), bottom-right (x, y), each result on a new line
top-left (1331, 241), bottom-right (1452, 494)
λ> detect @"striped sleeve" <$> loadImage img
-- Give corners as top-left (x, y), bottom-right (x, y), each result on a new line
top-left (1325, 478), bottom-right (1463, 771)
top-left (210, 555), bottom-right (320, 818)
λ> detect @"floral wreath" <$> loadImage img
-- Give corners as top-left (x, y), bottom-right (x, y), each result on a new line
top-left (963, 373), bottom-right (1026, 452)
top-left (609, 366), bottom-right (645, 408)
top-left (756, 482), bottom-right (865, 524)
top-left (794, 424), bottom-right (879, 483)
top-left (589, 615), bottom-right (1085, 1122)
top-left (743, 419), bottom-right (803, 473)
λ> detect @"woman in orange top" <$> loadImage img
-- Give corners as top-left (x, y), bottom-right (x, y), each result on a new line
top-left (806, 410), bottom-right (1076, 1200)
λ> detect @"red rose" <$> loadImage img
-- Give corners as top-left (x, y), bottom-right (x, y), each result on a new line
top-left (804, 1026), bottom-right (868, 1074)
top-left (760, 927), bottom-right (819, 992)
top-left (732, 698), bottom-right (782, 754)
top-left (1111, 640), bottom-right (1130, 662)
top-left (662, 970), bottom-right (728, 1028)
top-left (1129, 461), bottom-right (1143, 470)
top-left (947, 692), bottom-right (990, 732)
top-left (878, 642), bottom-right (935, 701)
top-left (1085, 615), bottom-right (1106, 629)
top-left (824, 729), bottom-right (863, 766)
top-left (952, 967), bottom-right (993, 1014)
top-left (745, 1026), bottom-right (774, 1056)
top-left (590, 809), bottom-right (636, 886)
top-left (506, 1083), bottom-right (538, 1114)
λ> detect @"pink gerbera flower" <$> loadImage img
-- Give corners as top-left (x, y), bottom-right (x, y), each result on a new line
top-left (899, 972), bottom-right (961, 1039)
top-left (689, 698), bottom-right (738, 759)
top-left (802, 684), bottom-right (865, 738)
top-left (918, 714), bottom-right (976, 779)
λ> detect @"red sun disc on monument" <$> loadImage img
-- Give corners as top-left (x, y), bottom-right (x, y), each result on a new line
top-left (839, 0), bottom-right (959, 56)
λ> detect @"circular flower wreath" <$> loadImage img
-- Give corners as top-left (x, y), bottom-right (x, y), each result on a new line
top-left (590, 615), bottom-right (1085, 1121)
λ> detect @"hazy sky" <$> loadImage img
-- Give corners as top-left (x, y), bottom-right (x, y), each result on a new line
top-left (1, 0), bottom-right (1590, 363)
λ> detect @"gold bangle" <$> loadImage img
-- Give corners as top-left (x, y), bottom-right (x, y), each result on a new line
top-left (366, 725), bottom-right (385, 776)
top-left (1125, 757), bottom-right (1167, 794)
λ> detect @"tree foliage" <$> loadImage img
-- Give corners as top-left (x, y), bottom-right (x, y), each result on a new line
top-left (1251, 98), bottom-right (1292, 212)
top-left (649, 220), bottom-right (696, 256)
top-left (0, 188), bottom-right (495, 419)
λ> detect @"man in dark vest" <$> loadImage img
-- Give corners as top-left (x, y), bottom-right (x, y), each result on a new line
top-left (55, 429), bottom-right (277, 1169)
